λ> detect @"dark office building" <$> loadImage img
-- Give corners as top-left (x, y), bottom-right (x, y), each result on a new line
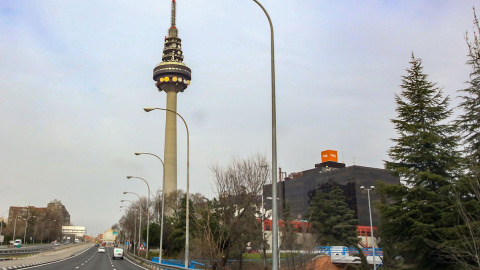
top-left (264, 152), bottom-right (400, 227)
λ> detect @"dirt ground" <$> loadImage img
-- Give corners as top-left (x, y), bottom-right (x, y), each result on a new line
top-left (305, 256), bottom-right (342, 270)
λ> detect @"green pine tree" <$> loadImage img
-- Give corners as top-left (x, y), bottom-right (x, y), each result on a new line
top-left (458, 9), bottom-right (480, 165)
top-left (380, 54), bottom-right (461, 270)
top-left (446, 9), bottom-right (480, 269)
top-left (167, 195), bottom-right (196, 256)
top-left (307, 185), bottom-right (359, 247)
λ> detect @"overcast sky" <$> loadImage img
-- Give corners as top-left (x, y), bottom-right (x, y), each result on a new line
top-left (0, 0), bottom-right (477, 236)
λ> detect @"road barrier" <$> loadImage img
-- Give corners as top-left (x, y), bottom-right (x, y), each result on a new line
top-left (0, 246), bottom-right (55, 260)
top-left (123, 248), bottom-right (190, 270)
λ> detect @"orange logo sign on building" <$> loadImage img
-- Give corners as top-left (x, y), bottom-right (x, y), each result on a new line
top-left (321, 150), bottom-right (338, 163)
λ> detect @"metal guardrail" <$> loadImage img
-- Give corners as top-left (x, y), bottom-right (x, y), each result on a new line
top-left (0, 245), bottom-right (54, 256)
top-left (123, 249), bottom-right (189, 270)
top-left (314, 246), bottom-right (383, 256)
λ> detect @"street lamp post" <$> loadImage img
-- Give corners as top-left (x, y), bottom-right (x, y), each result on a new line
top-left (143, 107), bottom-right (190, 268)
top-left (250, 1), bottom-right (279, 269)
top-left (124, 191), bottom-right (143, 257)
top-left (127, 176), bottom-right (151, 259)
top-left (13, 215), bottom-right (18, 245)
top-left (48, 219), bottom-right (56, 243)
top-left (360, 185), bottom-right (377, 270)
top-left (24, 216), bottom-right (35, 245)
top-left (135, 152), bottom-right (166, 264)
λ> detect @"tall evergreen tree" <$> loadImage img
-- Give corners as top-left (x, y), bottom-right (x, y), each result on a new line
top-left (458, 9), bottom-right (480, 165)
top-left (307, 185), bottom-right (359, 246)
top-left (445, 9), bottom-right (480, 269)
top-left (168, 194), bottom-right (196, 256)
top-left (380, 54), bottom-right (461, 270)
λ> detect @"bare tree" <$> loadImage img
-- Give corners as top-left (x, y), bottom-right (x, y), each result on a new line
top-left (435, 178), bottom-right (480, 270)
top-left (194, 153), bottom-right (270, 270)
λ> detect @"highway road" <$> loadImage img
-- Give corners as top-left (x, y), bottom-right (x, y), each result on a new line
top-left (24, 246), bottom-right (149, 270)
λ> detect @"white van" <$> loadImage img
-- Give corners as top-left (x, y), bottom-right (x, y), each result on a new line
top-left (112, 247), bottom-right (124, 260)
top-left (13, 239), bottom-right (22, 248)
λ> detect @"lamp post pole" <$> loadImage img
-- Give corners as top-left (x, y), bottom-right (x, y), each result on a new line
top-left (361, 185), bottom-right (377, 270)
top-left (250, 1), bottom-right (278, 269)
top-left (143, 107), bottom-right (190, 268)
top-left (135, 152), bottom-right (166, 264)
top-left (127, 176), bottom-right (151, 259)
top-left (24, 216), bottom-right (35, 245)
top-left (13, 215), bottom-right (18, 245)
top-left (124, 192), bottom-right (143, 257)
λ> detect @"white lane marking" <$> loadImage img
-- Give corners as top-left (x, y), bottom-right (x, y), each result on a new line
top-left (124, 256), bottom-right (150, 270)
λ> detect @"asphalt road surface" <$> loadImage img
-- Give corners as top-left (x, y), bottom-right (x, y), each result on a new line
top-left (24, 246), bottom-right (149, 270)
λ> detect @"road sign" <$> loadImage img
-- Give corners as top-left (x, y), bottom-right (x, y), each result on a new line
top-left (138, 244), bottom-right (145, 251)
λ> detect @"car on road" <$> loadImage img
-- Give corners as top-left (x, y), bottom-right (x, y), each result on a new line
top-left (13, 239), bottom-right (22, 248)
top-left (97, 247), bottom-right (106, 253)
top-left (112, 248), bottom-right (124, 260)
top-left (54, 242), bottom-right (60, 246)
top-left (95, 242), bottom-right (99, 247)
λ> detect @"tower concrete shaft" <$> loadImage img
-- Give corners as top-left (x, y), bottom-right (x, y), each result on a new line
top-left (163, 88), bottom-right (178, 195)
top-left (153, 0), bottom-right (191, 195)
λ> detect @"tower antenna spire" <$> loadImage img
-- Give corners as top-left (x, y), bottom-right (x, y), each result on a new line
top-left (171, 0), bottom-right (176, 28)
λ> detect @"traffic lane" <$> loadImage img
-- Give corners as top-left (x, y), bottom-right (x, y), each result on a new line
top-left (104, 247), bottom-right (150, 270)
top-left (23, 246), bottom-right (100, 270)
top-left (25, 246), bottom-right (149, 270)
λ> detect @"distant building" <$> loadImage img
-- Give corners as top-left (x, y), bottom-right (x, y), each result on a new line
top-left (7, 200), bottom-right (70, 243)
top-left (103, 229), bottom-right (118, 243)
top-left (263, 150), bottom-right (400, 227)
top-left (62, 226), bottom-right (86, 241)
top-left (8, 199), bottom-right (70, 226)
top-left (47, 199), bottom-right (71, 225)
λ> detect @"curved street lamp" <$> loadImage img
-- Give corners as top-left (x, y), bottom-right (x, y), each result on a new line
top-left (135, 152), bottom-right (166, 263)
top-left (251, 1), bottom-right (279, 269)
top-left (360, 185), bottom-right (377, 270)
top-left (24, 215), bottom-right (35, 244)
top-left (127, 176), bottom-right (151, 258)
top-left (143, 107), bottom-right (190, 267)
top-left (124, 191), bottom-right (144, 256)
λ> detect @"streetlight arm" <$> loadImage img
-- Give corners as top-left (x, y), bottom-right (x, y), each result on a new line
top-left (143, 108), bottom-right (189, 139)
top-left (127, 176), bottom-right (152, 198)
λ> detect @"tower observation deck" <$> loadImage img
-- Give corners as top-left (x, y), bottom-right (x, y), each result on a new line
top-left (152, 0), bottom-right (191, 195)
top-left (153, 0), bottom-right (191, 89)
